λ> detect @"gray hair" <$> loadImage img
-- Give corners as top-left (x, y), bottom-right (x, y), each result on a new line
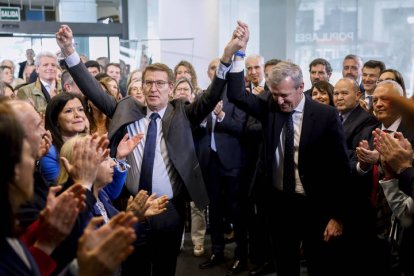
top-left (61, 70), bottom-right (74, 88)
top-left (376, 80), bottom-right (404, 97)
top-left (245, 54), bottom-right (265, 67)
top-left (343, 54), bottom-right (363, 67)
top-left (268, 61), bottom-right (303, 89)
top-left (34, 51), bottom-right (58, 67)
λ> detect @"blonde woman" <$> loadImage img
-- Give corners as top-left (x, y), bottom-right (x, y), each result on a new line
top-left (52, 134), bottom-right (168, 274)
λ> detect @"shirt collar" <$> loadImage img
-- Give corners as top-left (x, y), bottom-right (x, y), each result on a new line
top-left (339, 103), bottom-right (359, 121)
top-left (146, 105), bottom-right (167, 119)
top-left (294, 93), bottom-right (306, 113)
top-left (40, 79), bottom-right (51, 91)
top-left (381, 117), bottom-right (402, 133)
top-left (253, 78), bottom-right (266, 88)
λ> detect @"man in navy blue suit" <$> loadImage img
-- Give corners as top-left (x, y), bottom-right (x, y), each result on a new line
top-left (225, 22), bottom-right (351, 276)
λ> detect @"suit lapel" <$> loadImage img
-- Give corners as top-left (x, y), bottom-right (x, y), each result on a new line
top-left (342, 105), bottom-right (360, 131)
top-left (270, 102), bottom-right (288, 159)
top-left (299, 99), bottom-right (315, 155)
top-left (162, 103), bottom-right (174, 138)
top-left (37, 79), bottom-right (51, 102)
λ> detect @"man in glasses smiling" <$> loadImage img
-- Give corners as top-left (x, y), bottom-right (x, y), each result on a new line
top-left (56, 22), bottom-right (248, 276)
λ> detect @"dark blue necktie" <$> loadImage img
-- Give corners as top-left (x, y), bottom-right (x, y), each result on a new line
top-left (139, 112), bottom-right (160, 194)
top-left (283, 111), bottom-right (295, 194)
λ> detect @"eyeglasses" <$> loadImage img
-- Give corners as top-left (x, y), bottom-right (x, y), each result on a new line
top-left (143, 80), bottom-right (169, 89)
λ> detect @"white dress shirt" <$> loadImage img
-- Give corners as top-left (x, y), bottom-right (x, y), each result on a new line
top-left (274, 95), bottom-right (306, 194)
top-left (126, 106), bottom-right (174, 198)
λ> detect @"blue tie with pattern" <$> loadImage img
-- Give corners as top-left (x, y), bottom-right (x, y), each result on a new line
top-left (283, 111), bottom-right (295, 194)
top-left (139, 112), bottom-right (160, 194)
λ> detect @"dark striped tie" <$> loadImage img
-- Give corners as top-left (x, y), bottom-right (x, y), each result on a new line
top-left (283, 111), bottom-right (295, 194)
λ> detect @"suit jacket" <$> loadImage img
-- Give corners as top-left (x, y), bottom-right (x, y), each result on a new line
top-left (18, 60), bottom-right (27, 79)
top-left (16, 78), bottom-right (62, 113)
top-left (342, 104), bottom-right (378, 157)
top-left (350, 120), bottom-right (414, 235)
top-left (351, 121), bottom-right (414, 201)
top-left (68, 62), bottom-right (227, 210)
top-left (227, 71), bottom-right (351, 221)
top-left (0, 238), bottom-right (41, 276)
top-left (195, 91), bottom-right (246, 172)
top-left (243, 90), bottom-right (270, 198)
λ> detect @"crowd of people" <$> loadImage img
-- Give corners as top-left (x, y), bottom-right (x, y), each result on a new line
top-left (0, 20), bottom-right (414, 276)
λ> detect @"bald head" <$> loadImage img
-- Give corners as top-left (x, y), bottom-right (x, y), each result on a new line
top-left (9, 100), bottom-right (46, 158)
top-left (333, 78), bottom-right (361, 113)
top-left (207, 58), bottom-right (220, 81)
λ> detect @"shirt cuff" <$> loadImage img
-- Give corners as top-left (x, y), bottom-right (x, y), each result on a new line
top-left (230, 59), bottom-right (245, 73)
top-left (217, 61), bottom-right (231, 80)
top-left (65, 52), bottom-right (81, 68)
top-left (356, 162), bottom-right (370, 175)
top-left (115, 159), bottom-right (130, 172)
top-left (200, 118), bottom-right (207, 128)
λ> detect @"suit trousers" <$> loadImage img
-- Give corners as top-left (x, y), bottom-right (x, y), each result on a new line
top-left (190, 201), bottom-right (206, 247)
top-left (121, 200), bottom-right (186, 276)
top-left (266, 189), bottom-right (346, 276)
top-left (205, 150), bottom-right (247, 260)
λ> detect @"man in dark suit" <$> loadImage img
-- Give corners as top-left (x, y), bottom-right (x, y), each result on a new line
top-left (225, 22), bottom-right (351, 276)
top-left (333, 77), bottom-right (378, 157)
top-left (56, 24), bottom-right (245, 276)
top-left (353, 80), bottom-right (414, 276)
top-left (18, 48), bottom-right (35, 80)
top-left (196, 94), bottom-right (247, 275)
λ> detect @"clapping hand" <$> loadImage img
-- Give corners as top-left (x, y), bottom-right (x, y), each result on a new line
top-left (77, 212), bottom-right (137, 276)
top-left (60, 135), bottom-right (102, 190)
top-left (38, 130), bottom-right (52, 158)
top-left (373, 129), bottom-right (413, 174)
top-left (356, 139), bottom-right (379, 171)
top-left (126, 190), bottom-right (168, 221)
top-left (34, 184), bottom-right (86, 255)
top-left (116, 133), bottom-right (144, 160)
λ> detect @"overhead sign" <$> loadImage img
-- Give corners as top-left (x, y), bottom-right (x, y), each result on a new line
top-left (0, 7), bottom-right (20, 22)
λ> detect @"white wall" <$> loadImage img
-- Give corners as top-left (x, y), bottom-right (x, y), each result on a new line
top-left (58, 0), bottom-right (97, 22)
top-left (148, 0), bottom-right (220, 89)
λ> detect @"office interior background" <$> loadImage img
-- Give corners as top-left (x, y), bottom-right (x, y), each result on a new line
top-left (0, 0), bottom-right (413, 95)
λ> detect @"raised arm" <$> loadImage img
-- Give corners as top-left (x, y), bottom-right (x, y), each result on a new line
top-left (185, 21), bottom-right (250, 126)
top-left (225, 21), bottom-right (267, 121)
top-left (56, 25), bottom-right (118, 117)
